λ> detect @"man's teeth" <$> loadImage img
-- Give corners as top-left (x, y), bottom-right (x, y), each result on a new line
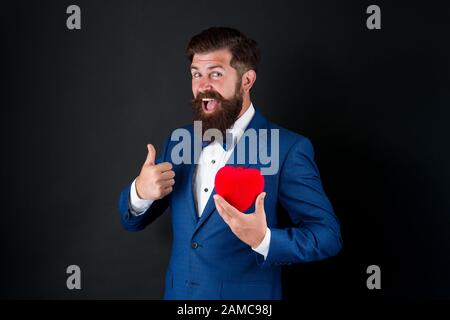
top-left (202, 98), bottom-right (215, 102)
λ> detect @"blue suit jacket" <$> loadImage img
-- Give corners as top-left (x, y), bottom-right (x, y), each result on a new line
top-left (118, 109), bottom-right (342, 299)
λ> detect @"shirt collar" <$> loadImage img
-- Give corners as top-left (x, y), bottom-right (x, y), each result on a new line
top-left (228, 103), bottom-right (255, 139)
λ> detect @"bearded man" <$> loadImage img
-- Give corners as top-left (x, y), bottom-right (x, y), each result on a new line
top-left (118, 27), bottom-right (342, 300)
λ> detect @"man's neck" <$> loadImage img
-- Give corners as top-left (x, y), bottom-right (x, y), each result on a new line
top-left (237, 96), bottom-right (252, 119)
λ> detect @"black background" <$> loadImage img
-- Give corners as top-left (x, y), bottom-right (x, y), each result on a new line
top-left (1, 0), bottom-right (449, 299)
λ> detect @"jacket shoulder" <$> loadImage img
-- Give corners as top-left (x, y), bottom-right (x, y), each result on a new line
top-left (267, 120), bottom-right (311, 150)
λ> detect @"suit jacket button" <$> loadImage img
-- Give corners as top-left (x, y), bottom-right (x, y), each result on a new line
top-left (191, 242), bottom-right (198, 249)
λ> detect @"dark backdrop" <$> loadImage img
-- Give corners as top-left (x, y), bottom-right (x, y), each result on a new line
top-left (1, 0), bottom-right (449, 299)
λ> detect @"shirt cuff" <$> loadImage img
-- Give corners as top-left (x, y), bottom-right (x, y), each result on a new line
top-left (251, 228), bottom-right (271, 260)
top-left (129, 179), bottom-right (153, 216)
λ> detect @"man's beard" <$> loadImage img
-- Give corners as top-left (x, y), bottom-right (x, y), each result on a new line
top-left (191, 81), bottom-right (243, 137)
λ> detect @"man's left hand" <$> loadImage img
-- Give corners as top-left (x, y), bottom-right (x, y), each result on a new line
top-left (213, 192), bottom-right (267, 248)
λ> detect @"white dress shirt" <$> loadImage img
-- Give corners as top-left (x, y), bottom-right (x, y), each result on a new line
top-left (129, 103), bottom-right (271, 259)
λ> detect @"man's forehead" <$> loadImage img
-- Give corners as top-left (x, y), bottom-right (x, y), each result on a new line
top-left (191, 49), bottom-right (232, 68)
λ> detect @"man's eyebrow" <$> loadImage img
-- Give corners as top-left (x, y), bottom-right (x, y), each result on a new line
top-left (207, 65), bottom-right (225, 70)
top-left (190, 65), bottom-right (225, 70)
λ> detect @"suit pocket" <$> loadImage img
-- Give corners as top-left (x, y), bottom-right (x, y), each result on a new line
top-left (220, 281), bottom-right (273, 300)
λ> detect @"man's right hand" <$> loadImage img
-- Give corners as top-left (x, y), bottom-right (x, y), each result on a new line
top-left (135, 144), bottom-right (175, 201)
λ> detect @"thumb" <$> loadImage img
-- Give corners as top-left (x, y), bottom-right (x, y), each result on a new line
top-left (145, 143), bottom-right (156, 165)
top-left (255, 192), bottom-right (266, 215)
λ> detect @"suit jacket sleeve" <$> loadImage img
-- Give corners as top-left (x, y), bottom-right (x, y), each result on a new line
top-left (118, 135), bottom-right (172, 232)
top-left (259, 137), bottom-right (342, 267)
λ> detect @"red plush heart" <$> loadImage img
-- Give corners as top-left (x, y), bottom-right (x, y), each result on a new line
top-left (214, 166), bottom-right (265, 212)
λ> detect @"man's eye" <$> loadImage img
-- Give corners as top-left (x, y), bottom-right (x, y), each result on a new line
top-left (192, 73), bottom-right (201, 79)
top-left (211, 72), bottom-right (222, 78)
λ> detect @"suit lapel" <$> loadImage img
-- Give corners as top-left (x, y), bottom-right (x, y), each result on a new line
top-left (193, 109), bottom-right (269, 235)
top-left (186, 163), bottom-right (199, 223)
top-left (176, 124), bottom-right (203, 224)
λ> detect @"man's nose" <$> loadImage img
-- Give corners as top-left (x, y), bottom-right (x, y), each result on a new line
top-left (198, 79), bottom-right (213, 93)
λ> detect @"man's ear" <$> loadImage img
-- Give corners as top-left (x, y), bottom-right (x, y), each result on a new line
top-left (241, 70), bottom-right (257, 93)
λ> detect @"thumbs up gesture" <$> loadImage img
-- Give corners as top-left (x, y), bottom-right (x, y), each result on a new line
top-left (135, 144), bottom-right (175, 200)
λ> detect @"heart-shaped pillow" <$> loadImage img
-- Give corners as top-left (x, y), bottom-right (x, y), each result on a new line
top-left (214, 166), bottom-right (265, 212)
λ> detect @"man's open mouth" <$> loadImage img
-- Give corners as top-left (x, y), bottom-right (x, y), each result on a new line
top-left (202, 98), bottom-right (221, 113)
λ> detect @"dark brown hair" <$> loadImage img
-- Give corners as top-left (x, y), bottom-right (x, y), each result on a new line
top-left (186, 27), bottom-right (261, 75)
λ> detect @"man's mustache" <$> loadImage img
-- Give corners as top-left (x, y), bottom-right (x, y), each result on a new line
top-left (192, 91), bottom-right (226, 104)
